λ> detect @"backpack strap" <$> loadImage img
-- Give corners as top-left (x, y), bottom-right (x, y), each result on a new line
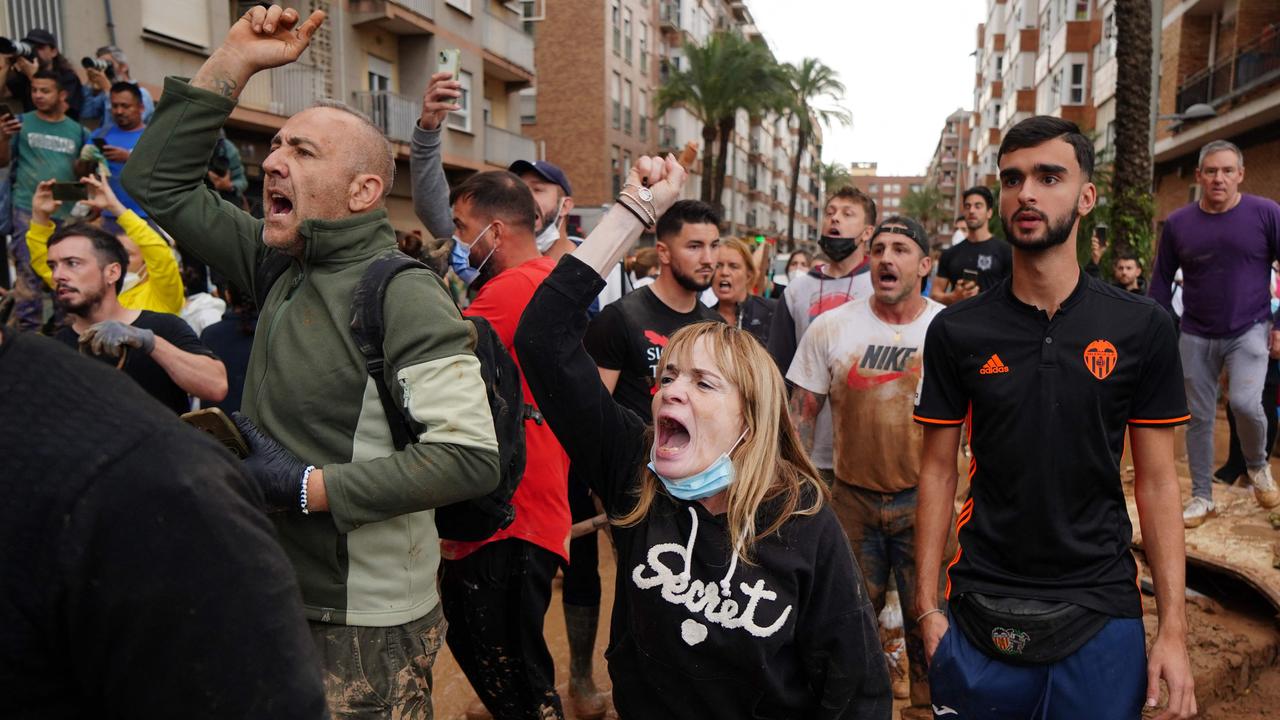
top-left (350, 250), bottom-right (429, 452)
top-left (252, 248), bottom-right (293, 309)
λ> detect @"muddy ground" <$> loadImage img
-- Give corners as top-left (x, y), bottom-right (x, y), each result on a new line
top-left (431, 411), bottom-right (1280, 719)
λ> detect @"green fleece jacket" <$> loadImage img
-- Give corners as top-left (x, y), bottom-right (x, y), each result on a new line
top-left (122, 78), bottom-right (500, 627)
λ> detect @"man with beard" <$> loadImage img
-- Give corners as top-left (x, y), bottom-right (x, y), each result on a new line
top-left (769, 185), bottom-right (876, 484)
top-left (46, 223), bottom-right (227, 413)
top-left (1149, 139), bottom-right (1280, 528)
top-left (786, 216), bottom-right (944, 714)
top-left (931, 186), bottom-right (1011, 306)
top-left (122, 7), bottom-right (501, 716)
top-left (584, 199), bottom-right (724, 421)
top-left (913, 116), bottom-right (1195, 719)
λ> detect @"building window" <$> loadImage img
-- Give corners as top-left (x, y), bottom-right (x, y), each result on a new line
top-left (366, 55), bottom-right (392, 93)
top-left (1069, 62), bottom-right (1085, 104)
top-left (612, 146), bottom-right (622, 195)
top-left (869, 183), bottom-right (879, 193)
top-left (624, 150), bottom-right (633, 179)
top-left (639, 89), bottom-right (648, 140)
top-left (623, 79), bottom-right (633, 134)
top-left (611, 72), bottom-right (621, 129)
top-left (1072, 0), bottom-right (1089, 20)
top-left (640, 23), bottom-right (649, 72)
top-left (624, 8), bottom-right (633, 63)
top-left (611, 0), bottom-right (621, 54)
top-left (995, 55), bottom-right (1004, 80)
top-left (448, 71), bottom-right (472, 132)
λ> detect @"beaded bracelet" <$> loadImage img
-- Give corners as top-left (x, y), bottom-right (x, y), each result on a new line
top-left (300, 465), bottom-right (316, 515)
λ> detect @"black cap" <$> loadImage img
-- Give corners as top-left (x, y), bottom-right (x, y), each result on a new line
top-left (871, 216), bottom-right (931, 256)
top-left (21, 29), bottom-right (56, 47)
top-left (508, 159), bottom-right (572, 197)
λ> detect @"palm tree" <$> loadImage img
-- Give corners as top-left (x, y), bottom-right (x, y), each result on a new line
top-left (820, 161), bottom-right (853, 193)
top-left (1109, 0), bottom-right (1154, 255)
top-left (782, 59), bottom-right (851, 250)
top-left (901, 186), bottom-right (949, 237)
top-left (657, 31), bottom-right (786, 211)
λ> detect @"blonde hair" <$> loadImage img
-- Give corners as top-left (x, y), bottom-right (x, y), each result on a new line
top-left (616, 322), bottom-right (828, 562)
top-left (719, 237), bottom-right (758, 283)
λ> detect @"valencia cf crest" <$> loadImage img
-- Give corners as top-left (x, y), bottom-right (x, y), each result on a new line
top-left (991, 627), bottom-right (1029, 656)
top-left (1083, 339), bottom-right (1118, 380)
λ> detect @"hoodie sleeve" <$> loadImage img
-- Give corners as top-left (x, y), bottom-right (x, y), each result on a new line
top-left (121, 78), bottom-right (265, 297)
top-left (24, 219), bottom-right (55, 290)
top-left (320, 268), bottom-right (500, 534)
top-left (119, 210), bottom-right (186, 314)
top-left (409, 123), bottom-right (456, 241)
top-left (798, 511), bottom-right (894, 720)
top-left (516, 254), bottom-right (647, 516)
top-left (767, 284), bottom-right (799, 374)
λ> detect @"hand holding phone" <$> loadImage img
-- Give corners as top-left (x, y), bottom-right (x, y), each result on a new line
top-left (436, 48), bottom-right (461, 79)
top-left (51, 182), bottom-right (88, 202)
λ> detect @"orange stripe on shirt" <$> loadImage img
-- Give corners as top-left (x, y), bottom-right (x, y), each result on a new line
top-left (946, 498), bottom-right (975, 598)
top-left (914, 413), bottom-right (966, 426)
top-left (1128, 415), bottom-right (1191, 426)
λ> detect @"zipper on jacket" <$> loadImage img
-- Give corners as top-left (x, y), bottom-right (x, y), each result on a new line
top-left (252, 265), bottom-right (306, 417)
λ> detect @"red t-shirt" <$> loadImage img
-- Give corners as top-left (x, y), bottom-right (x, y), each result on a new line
top-left (442, 256), bottom-right (571, 561)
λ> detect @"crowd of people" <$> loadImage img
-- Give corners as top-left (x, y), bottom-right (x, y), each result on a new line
top-left (8, 5), bottom-right (1280, 720)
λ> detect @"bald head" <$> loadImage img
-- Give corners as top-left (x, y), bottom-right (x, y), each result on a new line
top-left (308, 100), bottom-right (396, 198)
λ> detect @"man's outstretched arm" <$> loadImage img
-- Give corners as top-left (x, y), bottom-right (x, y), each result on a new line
top-left (122, 5), bottom-right (325, 296)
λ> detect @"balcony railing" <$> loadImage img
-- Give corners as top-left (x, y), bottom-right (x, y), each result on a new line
top-left (484, 124), bottom-right (537, 168)
top-left (353, 90), bottom-right (418, 144)
top-left (484, 10), bottom-right (535, 73)
top-left (659, 2), bottom-right (680, 31)
top-left (1176, 25), bottom-right (1280, 113)
top-left (239, 65), bottom-right (326, 117)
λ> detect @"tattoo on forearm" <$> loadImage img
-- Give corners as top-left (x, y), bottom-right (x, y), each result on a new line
top-left (788, 389), bottom-right (825, 454)
top-left (211, 76), bottom-right (238, 98)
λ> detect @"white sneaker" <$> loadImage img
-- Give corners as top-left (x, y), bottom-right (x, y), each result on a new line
top-left (1183, 496), bottom-right (1216, 528)
top-left (1247, 464), bottom-right (1280, 509)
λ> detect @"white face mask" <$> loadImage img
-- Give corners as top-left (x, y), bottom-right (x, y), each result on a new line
top-left (535, 198), bottom-right (565, 254)
top-left (788, 268), bottom-right (806, 281)
top-left (453, 222), bottom-right (497, 276)
top-left (121, 271), bottom-right (143, 293)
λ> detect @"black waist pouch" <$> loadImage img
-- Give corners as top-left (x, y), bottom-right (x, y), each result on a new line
top-left (950, 592), bottom-right (1111, 665)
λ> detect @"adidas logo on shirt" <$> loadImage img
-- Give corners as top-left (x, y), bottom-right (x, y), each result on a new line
top-left (979, 354), bottom-right (1010, 375)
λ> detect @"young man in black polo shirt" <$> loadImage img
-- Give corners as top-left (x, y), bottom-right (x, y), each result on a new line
top-left (913, 117), bottom-right (1196, 719)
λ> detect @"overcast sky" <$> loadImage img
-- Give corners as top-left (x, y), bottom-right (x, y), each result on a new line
top-left (748, 0), bottom-right (986, 176)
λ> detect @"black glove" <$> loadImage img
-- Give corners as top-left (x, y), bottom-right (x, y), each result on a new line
top-left (232, 412), bottom-right (308, 513)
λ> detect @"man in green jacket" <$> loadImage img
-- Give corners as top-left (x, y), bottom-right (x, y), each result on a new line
top-left (121, 6), bottom-right (500, 718)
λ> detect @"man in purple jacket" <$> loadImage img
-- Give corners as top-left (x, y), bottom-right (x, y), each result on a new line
top-left (1150, 139), bottom-right (1280, 527)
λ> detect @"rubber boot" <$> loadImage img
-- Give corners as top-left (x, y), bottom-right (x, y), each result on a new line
top-left (564, 603), bottom-right (606, 720)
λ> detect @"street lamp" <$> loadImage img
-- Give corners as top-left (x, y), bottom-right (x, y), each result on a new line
top-left (1157, 103), bottom-right (1218, 122)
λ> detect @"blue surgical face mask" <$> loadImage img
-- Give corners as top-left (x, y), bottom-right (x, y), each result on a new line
top-left (649, 428), bottom-right (748, 501)
top-left (453, 222), bottom-right (496, 276)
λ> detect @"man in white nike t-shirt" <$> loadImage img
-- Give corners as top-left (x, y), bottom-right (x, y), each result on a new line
top-left (786, 216), bottom-right (943, 714)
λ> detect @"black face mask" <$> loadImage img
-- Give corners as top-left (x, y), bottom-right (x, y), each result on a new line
top-left (819, 235), bottom-right (858, 263)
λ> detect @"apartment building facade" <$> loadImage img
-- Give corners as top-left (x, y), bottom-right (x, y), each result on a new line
top-left (849, 174), bottom-right (927, 221)
top-left (6, 0), bottom-right (539, 233)
top-left (523, 0), bottom-right (820, 240)
top-left (1153, 0), bottom-right (1280, 223)
top-left (927, 107), bottom-right (972, 243)
top-left (968, 0), bottom-right (1104, 190)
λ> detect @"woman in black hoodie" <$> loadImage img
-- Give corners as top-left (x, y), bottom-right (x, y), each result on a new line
top-left (515, 154), bottom-right (891, 719)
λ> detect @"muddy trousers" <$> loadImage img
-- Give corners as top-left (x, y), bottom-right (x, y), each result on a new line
top-left (309, 605), bottom-right (448, 720)
top-left (831, 482), bottom-right (929, 707)
top-left (441, 539), bottom-right (565, 720)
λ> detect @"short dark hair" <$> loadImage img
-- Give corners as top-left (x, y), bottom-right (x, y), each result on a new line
top-left (997, 115), bottom-right (1095, 179)
top-left (826, 186), bottom-right (877, 228)
top-left (449, 170), bottom-right (538, 234)
top-left (109, 81), bottom-right (142, 104)
top-left (1112, 245), bottom-right (1141, 266)
top-left (31, 69), bottom-right (64, 93)
top-left (961, 186), bottom-right (994, 209)
top-left (48, 223), bottom-right (128, 293)
top-left (656, 199), bottom-right (720, 242)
